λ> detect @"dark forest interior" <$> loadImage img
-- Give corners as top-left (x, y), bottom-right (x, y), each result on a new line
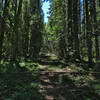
top-left (0, 0), bottom-right (100, 100)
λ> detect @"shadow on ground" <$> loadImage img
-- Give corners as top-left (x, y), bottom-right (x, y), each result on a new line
top-left (40, 70), bottom-right (100, 100)
top-left (0, 63), bottom-right (46, 100)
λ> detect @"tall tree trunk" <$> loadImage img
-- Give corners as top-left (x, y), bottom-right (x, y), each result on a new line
top-left (59, 0), bottom-right (67, 59)
top-left (13, 0), bottom-right (23, 61)
top-left (73, 0), bottom-right (80, 59)
top-left (85, 0), bottom-right (93, 67)
top-left (0, 0), bottom-right (9, 60)
top-left (24, 1), bottom-right (30, 58)
top-left (68, 0), bottom-right (73, 52)
top-left (92, 0), bottom-right (100, 70)
top-left (29, 0), bottom-right (42, 60)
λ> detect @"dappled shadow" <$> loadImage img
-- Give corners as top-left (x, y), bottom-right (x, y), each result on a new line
top-left (0, 63), bottom-right (46, 100)
top-left (38, 53), bottom-right (67, 68)
top-left (40, 71), bottom-right (100, 100)
top-left (37, 53), bottom-right (100, 100)
top-left (1, 53), bottom-right (100, 100)
top-left (0, 73), bottom-right (46, 100)
top-left (39, 60), bottom-right (64, 66)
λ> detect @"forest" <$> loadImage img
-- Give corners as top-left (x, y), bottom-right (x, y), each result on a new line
top-left (0, 0), bottom-right (100, 100)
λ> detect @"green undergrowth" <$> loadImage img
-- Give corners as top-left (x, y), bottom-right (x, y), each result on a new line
top-left (58, 72), bottom-right (100, 99)
top-left (0, 60), bottom-right (100, 100)
top-left (0, 61), bottom-right (40, 73)
top-left (45, 65), bottom-right (62, 71)
top-left (0, 61), bottom-right (45, 100)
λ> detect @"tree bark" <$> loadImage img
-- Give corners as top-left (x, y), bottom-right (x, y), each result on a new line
top-left (92, 0), bottom-right (100, 70)
top-left (0, 0), bottom-right (9, 60)
top-left (13, 0), bottom-right (23, 61)
top-left (85, 0), bottom-right (93, 67)
top-left (68, 0), bottom-right (73, 51)
top-left (73, 0), bottom-right (80, 59)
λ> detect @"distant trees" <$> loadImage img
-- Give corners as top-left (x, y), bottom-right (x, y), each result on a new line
top-left (47, 0), bottom-right (100, 68)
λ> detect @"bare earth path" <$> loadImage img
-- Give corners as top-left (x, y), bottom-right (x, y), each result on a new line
top-left (39, 67), bottom-right (100, 100)
top-left (38, 53), bottom-right (100, 100)
top-left (40, 67), bottom-right (68, 100)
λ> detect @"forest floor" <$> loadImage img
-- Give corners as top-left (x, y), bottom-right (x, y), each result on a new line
top-left (0, 53), bottom-right (100, 100)
top-left (38, 53), bottom-right (100, 100)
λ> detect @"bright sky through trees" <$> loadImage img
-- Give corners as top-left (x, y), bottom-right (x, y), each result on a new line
top-left (42, 0), bottom-right (83, 23)
top-left (42, 1), bottom-right (50, 23)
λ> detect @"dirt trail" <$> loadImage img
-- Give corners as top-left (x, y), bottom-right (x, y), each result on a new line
top-left (40, 69), bottom-right (67, 100)
top-left (38, 53), bottom-right (100, 100)
top-left (39, 65), bottom-right (100, 100)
